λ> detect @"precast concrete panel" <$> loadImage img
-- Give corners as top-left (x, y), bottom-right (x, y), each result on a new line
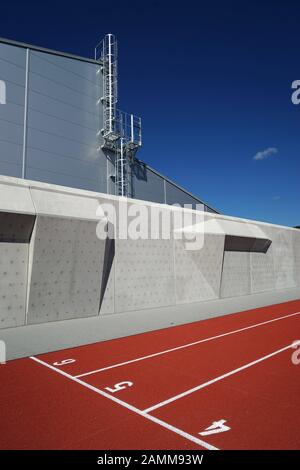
top-left (250, 251), bottom-right (275, 293)
top-left (27, 215), bottom-right (105, 324)
top-left (175, 233), bottom-right (225, 304)
top-left (273, 228), bottom-right (297, 289)
top-left (0, 177), bottom-right (35, 214)
top-left (250, 225), bottom-right (276, 293)
top-left (0, 243), bottom-right (28, 328)
top-left (99, 257), bottom-right (115, 315)
top-left (98, 217), bottom-right (115, 316)
top-left (114, 203), bottom-right (175, 312)
top-left (221, 252), bottom-right (251, 298)
top-left (293, 231), bottom-right (300, 286)
top-left (29, 186), bottom-right (100, 220)
top-left (115, 239), bottom-right (175, 312)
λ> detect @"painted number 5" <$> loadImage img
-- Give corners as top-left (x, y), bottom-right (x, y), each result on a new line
top-left (105, 381), bottom-right (133, 393)
top-left (199, 419), bottom-right (230, 436)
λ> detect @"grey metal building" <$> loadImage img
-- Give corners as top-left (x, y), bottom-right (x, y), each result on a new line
top-left (0, 35), bottom-right (217, 212)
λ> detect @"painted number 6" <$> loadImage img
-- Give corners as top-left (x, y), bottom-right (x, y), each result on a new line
top-left (53, 359), bottom-right (76, 366)
top-left (199, 419), bottom-right (231, 436)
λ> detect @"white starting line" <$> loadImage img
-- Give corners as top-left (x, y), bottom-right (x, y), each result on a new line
top-left (30, 309), bottom-right (300, 450)
top-left (30, 356), bottom-right (218, 451)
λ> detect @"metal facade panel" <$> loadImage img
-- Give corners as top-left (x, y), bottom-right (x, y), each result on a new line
top-left (0, 42), bottom-right (26, 177)
top-left (0, 42), bottom-right (26, 86)
top-left (25, 50), bottom-right (107, 193)
top-left (165, 180), bottom-right (204, 209)
top-left (0, 41), bottom-right (217, 210)
top-left (131, 162), bottom-right (165, 203)
top-left (0, 141), bottom-right (23, 177)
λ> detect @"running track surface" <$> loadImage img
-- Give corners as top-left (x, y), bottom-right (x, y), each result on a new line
top-left (1, 299), bottom-right (300, 450)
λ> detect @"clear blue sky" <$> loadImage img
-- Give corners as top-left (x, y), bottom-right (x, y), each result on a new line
top-left (1, 0), bottom-right (299, 226)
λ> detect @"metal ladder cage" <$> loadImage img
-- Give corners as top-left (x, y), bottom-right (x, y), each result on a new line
top-left (116, 110), bottom-right (142, 149)
top-left (115, 138), bottom-right (128, 197)
top-left (95, 34), bottom-right (118, 141)
top-left (95, 34), bottom-right (142, 197)
top-left (114, 111), bottom-right (142, 197)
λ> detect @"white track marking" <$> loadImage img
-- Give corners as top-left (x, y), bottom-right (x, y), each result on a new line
top-left (75, 310), bottom-right (300, 378)
top-left (199, 420), bottom-right (230, 436)
top-left (105, 381), bottom-right (133, 393)
top-left (143, 343), bottom-right (293, 413)
top-left (30, 356), bottom-right (218, 451)
top-left (53, 359), bottom-right (76, 366)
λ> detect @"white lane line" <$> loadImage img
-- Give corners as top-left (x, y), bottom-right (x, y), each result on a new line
top-left (30, 356), bottom-right (218, 451)
top-left (75, 310), bottom-right (300, 378)
top-left (143, 343), bottom-right (294, 413)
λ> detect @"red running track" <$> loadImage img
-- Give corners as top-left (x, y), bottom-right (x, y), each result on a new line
top-left (1, 299), bottom-right (300, 449)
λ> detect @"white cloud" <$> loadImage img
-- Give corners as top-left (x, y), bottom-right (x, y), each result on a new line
top-left (272, 196), bottom-right (281, 201)
top-left (253, 147), bottom-right (278, 161)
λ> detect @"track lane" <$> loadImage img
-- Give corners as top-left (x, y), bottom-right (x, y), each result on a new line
top-left (36, 299), bottom-right (300, 377)
top-left (78, 313), bottom-right (300, 410)
top-left (151, 348), bottom-right (300, 449)
top-left (1, 298), bottom-right (299, 449)
top-left (0, 356), bottom-right (207, 450)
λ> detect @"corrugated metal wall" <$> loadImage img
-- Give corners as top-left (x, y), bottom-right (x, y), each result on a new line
top-left (0, 39), bottom-right (217, 212)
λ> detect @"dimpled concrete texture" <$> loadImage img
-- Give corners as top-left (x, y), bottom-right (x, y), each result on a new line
top-left (293, 230), bottom-right (300, 285)
top-left (26, 215), bottom-right (105, 324)
top-left (0, 243), bottom-right (28, 328)
top-left (221, 252), bottom-right (251, 298)
top-left (114, 203), bottom-right (176, 313)
top-left (99, 257), bottom-right (115, 315)
top-left (272, 228), bottom-right (297, 290)
top-left (250, 225), bottom-right (276, 294)
top-left (174, 233), bottom-right (225, 304)
top-left (0, 177), bottom-right (35, 329)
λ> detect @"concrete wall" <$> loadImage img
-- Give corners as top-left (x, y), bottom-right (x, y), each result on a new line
top-left (0, 175), bottom-right (299, 359)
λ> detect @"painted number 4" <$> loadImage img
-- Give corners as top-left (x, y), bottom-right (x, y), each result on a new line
top-left (199, 419), bottom-right (230, 436)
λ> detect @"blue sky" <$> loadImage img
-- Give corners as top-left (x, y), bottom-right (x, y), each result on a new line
top-left (1, 0), bottom-right (299, 226)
